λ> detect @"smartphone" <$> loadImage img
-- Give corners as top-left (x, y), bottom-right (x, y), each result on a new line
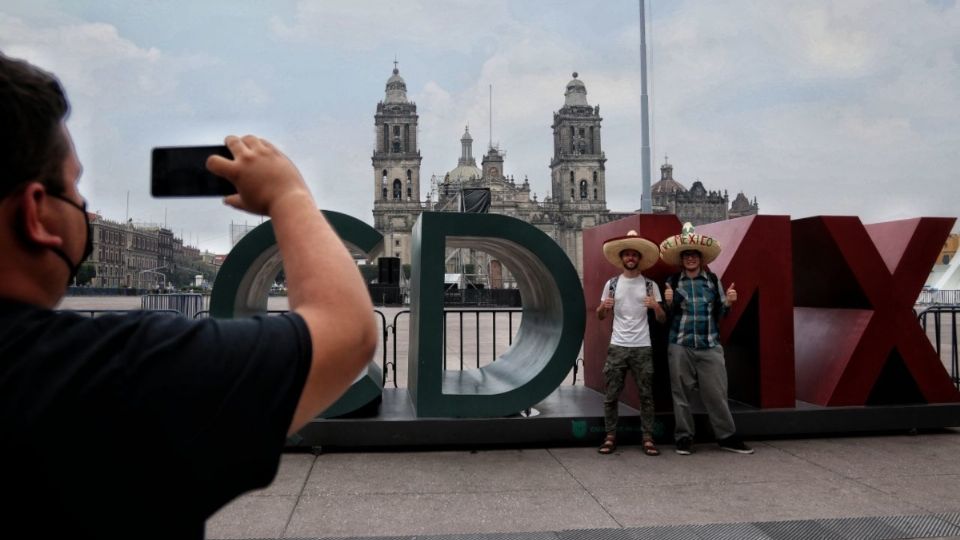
top-left (151, 145), bottom-right (236, 197)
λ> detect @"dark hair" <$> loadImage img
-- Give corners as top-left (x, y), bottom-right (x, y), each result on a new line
top-left (0, 52), bottom-right (71, 199)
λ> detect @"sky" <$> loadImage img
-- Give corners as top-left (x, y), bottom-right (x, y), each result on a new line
top-left (2, 0), bottom-right (958, 254)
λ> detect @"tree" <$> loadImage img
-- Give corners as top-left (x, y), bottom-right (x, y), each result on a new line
top-left (76, 262), bottom-right (96, 286)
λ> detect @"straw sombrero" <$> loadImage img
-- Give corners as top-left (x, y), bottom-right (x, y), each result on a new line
top-left (659, 222), bottom-right (722, 266)
top-left (602, 230), bottom-right (660, 271)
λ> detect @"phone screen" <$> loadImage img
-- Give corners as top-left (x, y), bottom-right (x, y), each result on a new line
top-left (150, 145), bottom-right (237, 197)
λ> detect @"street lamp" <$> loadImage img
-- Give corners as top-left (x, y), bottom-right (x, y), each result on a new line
top-left (138, 266), bottom-right (167, 290)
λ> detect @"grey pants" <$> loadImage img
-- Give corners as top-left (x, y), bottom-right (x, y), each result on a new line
top-left (667, 344), bottom-right (736, 441)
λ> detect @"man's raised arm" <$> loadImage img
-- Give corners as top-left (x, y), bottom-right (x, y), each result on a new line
top-left (208, 135), bottom-right (378, 434)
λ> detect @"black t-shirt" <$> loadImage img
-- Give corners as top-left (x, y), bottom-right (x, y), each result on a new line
top-left (0, 299), bottom-right (312, 539)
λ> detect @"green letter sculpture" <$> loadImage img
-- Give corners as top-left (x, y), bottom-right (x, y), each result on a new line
top-left (210, 210), bottom-right (383, 418)
top-left (408, 212), bottom-right (586, 417)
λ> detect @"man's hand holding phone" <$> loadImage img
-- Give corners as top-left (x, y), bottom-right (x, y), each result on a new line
top-left (206, 135), bottom-right (312, 217)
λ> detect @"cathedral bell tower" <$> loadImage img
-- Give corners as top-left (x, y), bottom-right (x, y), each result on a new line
top-left (549, 72), bottom-right (606, 210)
top-left (372, 64), bottom-right (423, 262)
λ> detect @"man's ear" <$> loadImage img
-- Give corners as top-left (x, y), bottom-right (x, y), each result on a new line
top-left (17, 183), bottom-right (64, 249)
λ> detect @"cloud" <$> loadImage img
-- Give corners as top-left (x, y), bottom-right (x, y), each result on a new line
top-left (3, 0), bottom-right (957, 255)
top-left (639, 0), bottom-right (959, 224)
top-left (269, 0), bottom-right (516, 52)
top-left (229, 79), bottom-right (273, 108)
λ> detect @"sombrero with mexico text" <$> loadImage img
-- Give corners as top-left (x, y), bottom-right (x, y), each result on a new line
top-left (602, 230), bottom-right (660, 271)
top-left (659, 222), bottom-right (722, 266)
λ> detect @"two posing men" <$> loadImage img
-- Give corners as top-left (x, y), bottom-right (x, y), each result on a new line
top-left (597, 224), bottom-right (754, 456)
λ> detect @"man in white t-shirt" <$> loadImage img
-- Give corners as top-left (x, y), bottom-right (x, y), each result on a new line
top-left (596, 230), bottom-right (666, 455)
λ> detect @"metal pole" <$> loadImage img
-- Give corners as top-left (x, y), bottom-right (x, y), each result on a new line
top-left (639, 0), bottom-right (652, 213)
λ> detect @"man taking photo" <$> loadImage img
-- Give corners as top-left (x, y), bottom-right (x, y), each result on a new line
top-left (0, 52), bottom-right (377, 539)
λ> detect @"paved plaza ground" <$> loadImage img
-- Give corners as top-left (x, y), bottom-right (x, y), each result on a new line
top-left (206, 431), bottom-right (960, 539)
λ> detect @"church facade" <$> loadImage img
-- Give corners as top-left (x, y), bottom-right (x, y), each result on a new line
top-left (371, 67), bottom-right (757, 278)
top-left (650, 159), bottom-right (759, 225)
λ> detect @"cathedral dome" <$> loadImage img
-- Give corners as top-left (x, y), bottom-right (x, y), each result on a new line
top-left (447, 163), bottom-right (482, 183)
top-left (651, 177), bottom-right (687, 194)
top-left (447, 125), bottom-right (480, 181)
top-left (652, 158), bottom-right (686, 194)
top-left (564, 72), bottom-right (590, 107)
top-left (385, 67), bottom-right (408, 104)
top-left (731, 192), bottom-right (753, 212)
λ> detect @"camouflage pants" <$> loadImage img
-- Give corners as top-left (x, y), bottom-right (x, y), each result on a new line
top-left (603, 345), bottom-right (655, 438)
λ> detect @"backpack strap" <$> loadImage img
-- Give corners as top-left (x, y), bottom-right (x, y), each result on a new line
top-left (664, 273), bottom-right (682, 320)
top-left (607, 275), bottom-right (619, 297)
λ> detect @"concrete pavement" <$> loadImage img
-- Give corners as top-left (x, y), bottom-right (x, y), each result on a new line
top-left (207, 430), bottom-right (960, 539)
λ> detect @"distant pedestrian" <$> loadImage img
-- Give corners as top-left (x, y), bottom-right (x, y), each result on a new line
top-left (596, 230), bottom-right (666, 455)
top-left (660, 222), bottom-right (753, 455)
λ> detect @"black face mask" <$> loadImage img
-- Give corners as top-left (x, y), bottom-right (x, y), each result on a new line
top-left (48, 193), bottom-right (93, 285)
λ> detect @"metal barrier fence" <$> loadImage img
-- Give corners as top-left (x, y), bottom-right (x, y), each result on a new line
top-left (65, 309), bottom-right (182, 318)
top-left (141, 294), bottom-right (208, 319)
top-left (383, 309), bottom-right (526, 387)
top-left (918, 289), bottom-right (960, 305)
top-left (195, 307), bottom-right (581, 388)
top-left (365, 285), bottom-right (523, 308)
top-left (443, 289), bottom-right (523, 307)
top-left (62, 303), bottom-right (957, 394)
top-left (917, 304), bottom-right (960, 389)
top-left (66, 287), bottom-right (145, 296)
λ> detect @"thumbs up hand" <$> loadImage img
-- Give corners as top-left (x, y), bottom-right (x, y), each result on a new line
top-left (725, 282), bottom-right (737, 306)
top-left (664, 282), bottom-right (673, 304)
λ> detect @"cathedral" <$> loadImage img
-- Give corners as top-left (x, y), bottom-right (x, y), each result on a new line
top-left (651, 158), bottom-right (759, 225)
top-left (371, 66), bottom-right (758, 279)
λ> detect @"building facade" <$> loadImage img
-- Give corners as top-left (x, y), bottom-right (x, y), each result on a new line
top-left (372, 66), bottom-right (424, 261)
top-left (938, 234), bottom-right (958, 266)
top-left (371, 67), bottom-right (759, 277)
top-left (651, 158), bottom-right (758, 225)
top-left (371, 69), bottom-right (617, 276)
top-left (86, 215), bottom-right (216, 289)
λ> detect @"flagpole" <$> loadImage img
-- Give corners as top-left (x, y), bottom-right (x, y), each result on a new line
top-left (639, 0), bottom-right (652, 213)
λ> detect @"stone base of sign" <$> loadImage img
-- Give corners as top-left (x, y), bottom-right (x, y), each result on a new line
top-left (291, 386), bottom-right (960, 449)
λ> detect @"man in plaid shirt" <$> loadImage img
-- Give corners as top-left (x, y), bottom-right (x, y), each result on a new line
top-left (661, 223), bottom-right (754, 456)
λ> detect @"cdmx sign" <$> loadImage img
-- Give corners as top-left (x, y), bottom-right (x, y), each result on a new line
top-left (211, 211), bottom-right (586, 419)
top-left (212, 210), bottom-right (959, 423)
top-left (583, 213), bottom-right (960, 414)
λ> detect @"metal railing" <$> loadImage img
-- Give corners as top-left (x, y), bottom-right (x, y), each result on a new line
top-left (64, 309), bottom-right (182, 318)
top-left (141, 293), bottom-right (207, 319)
top-left (917, 304), bottom-right (960, 389)
top-left (384, 309), bottom-right (523, 387)
top-left (60, 302), bottom-right (959, 394)
top-left (382, 308), bottom-right (582, 388)
top-left (195, 308), bottom-right (531, 386)
top-left (65, 306), bottom-right (583, 389)
top-left (918, 290), bottom-right (960, 305)
top-left (192, 310), bottom-right (288, 319)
